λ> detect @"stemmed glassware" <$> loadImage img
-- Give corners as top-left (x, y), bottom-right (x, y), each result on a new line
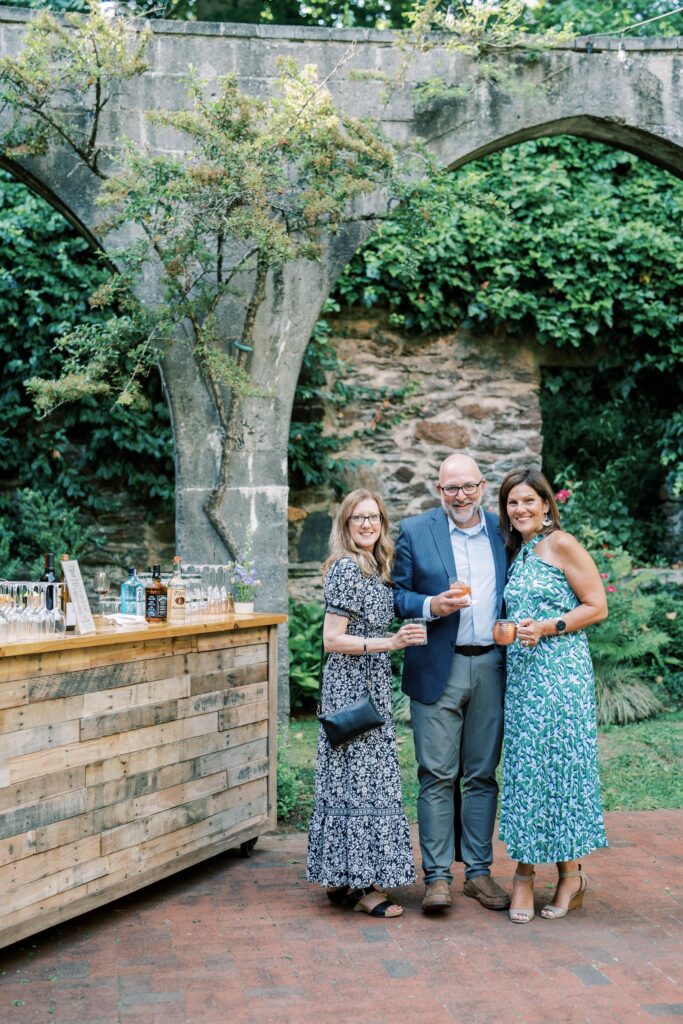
top-left (0, 581), bottom-right (64, 642)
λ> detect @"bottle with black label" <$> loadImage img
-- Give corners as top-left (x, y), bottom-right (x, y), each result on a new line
top-left (145, 564), bottom-right (168, 623)
top-left (40, 552), bottom-right (57, 611)
top-left (60, 553), bottom-right (76, 631)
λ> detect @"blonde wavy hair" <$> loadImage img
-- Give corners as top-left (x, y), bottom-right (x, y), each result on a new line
top-left (322, 489), bottom-right (394, 584)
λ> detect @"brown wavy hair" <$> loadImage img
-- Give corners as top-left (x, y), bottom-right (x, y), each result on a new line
top-left (498, 468), bottom-right (562, 555)
top-left (322, 489), bottom-right (394, 584)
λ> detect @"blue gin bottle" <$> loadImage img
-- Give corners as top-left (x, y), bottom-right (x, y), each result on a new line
top-left (121, 567), bottom-right (145, 616)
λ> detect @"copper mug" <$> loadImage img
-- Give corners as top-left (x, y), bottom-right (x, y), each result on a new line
top-left (493, 619), bottom-right (517, 646)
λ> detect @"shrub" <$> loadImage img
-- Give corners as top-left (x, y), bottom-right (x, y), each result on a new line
top-left (276, 732), bottom-right (302, 822)
top-left (0, 487), bottom-right (97, 579)
top-left (288, 599), bottom-right (324, 713)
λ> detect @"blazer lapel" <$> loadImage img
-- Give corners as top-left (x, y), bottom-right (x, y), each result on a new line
top-left (485, 511), bottom-right (506, 611)
top-left (430, 510), bottom-right (456, 580)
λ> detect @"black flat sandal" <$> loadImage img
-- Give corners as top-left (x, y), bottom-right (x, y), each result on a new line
top-left (348, 886), bottom-right (404, 918)
top-left (326, 885), bottom-right (350, 906)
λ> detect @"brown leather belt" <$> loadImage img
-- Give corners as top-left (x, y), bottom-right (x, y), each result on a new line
top-left (454, 644), bottom-right (496, 657)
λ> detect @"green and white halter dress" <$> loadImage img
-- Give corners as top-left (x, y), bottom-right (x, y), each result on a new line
top-left (499, 535), bottom-right (608, 864)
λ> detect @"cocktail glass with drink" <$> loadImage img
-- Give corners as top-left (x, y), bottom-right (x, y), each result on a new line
top-left (449, 577), bottom-right (473, 605)
top-left (493, 619), bottom-right (517, 646)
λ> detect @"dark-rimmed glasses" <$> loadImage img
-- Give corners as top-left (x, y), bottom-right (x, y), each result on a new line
top-left (438, 481), bottom-right (483, 497)
top-left (348, 514), bottom-right (383, 525)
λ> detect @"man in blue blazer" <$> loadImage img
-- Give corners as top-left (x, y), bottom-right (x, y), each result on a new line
top-left (394, 453), bottom-right (510, 913)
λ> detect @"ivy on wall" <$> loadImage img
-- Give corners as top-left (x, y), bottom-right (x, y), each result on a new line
top-left (0, 170), bottom-right (174, 573)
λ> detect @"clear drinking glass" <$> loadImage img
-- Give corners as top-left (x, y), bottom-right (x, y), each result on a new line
top-left (405, 617), bottom-right (428, 645)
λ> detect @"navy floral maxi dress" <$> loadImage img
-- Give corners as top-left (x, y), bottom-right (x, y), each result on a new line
top-left (499, 536), bottom-right (608, 864)
top-left (307, 557), bottom-right (415, 889)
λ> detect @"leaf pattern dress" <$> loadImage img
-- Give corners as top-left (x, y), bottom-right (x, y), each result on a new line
top-left (307, 556), bottom-right (415, 889)
top-left (499, 536), bottom-right (608, 864)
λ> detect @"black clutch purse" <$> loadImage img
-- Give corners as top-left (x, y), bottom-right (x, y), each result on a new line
top-left (316, 606), bottom-right (385, 749)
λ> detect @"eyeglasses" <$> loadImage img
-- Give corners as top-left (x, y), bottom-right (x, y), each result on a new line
top-left (348, 514), bottom-right (383, 525)
top-left (438, 480), bottom-right (483, 497)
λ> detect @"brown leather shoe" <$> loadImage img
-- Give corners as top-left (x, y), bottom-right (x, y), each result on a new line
top-left (462, 875), bottom-right (511, 910)
top-left (421, 879), bottom-right (452, 912)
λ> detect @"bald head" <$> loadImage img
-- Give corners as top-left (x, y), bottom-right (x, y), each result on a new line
top-left (436, 453), bottom-right (486, 529)
top-left (439, 453), bottom-right (481, 485)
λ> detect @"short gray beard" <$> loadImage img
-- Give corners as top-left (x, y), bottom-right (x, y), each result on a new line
top-left (442, 497), bottom-right (482, 527)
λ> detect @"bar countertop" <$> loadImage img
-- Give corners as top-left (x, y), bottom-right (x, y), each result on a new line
top-left (0, 612), bottom-right (287, 660)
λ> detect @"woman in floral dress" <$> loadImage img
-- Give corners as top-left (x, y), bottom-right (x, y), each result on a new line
top-left (498, 469), bottom-right (608, 923)
top-left (307, 489), bottom-right (423, 917)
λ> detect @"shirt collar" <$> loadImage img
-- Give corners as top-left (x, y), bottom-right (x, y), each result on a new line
top-left (447, 509), bottom-right (488, 537)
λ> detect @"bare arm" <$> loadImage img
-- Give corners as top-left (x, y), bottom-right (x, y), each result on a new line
top-left (323, 612), bottom-right (426, 654)
top-left (516, 532), bottom-right (608, 646)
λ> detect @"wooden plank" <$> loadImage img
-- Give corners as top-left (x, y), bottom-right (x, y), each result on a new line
top-left (188, 660), bottom-right (267, 697)
top-left (0, 615), bottom-right (284, 667)
top-left (0, 789), bottom-right (87, 842)
top-left (0, 835), bottom-right (101, 893)
top-left (79, 700), bottom-right (179, 742)
top-left (235, 643), bottom-right (268, 666)
top-left (267, 624), bottom-right (278, 822)
top-left (0, 720), bottom-right (80, 761)
top-left (218, 699), bottom-right (269, 731)
top-left (182, 719), bottom-right (268, 759)
top-left (27, 660), bottom-right (154, 703)
top-left (0, 681), bottom-right (28, 711)
top-left (227, 756), bottom-right (269, 789)
top-left (196, 629), bottom-right (268, 652)
top-left (0, 767), bottom-right (86, 814)
top-left (2, 853), bottom-right (108, 917)
top-left (92, 771), bottom-right (227, 834)
top-left (101, 776), bottom-right (267, 855)
top-left (178, 682), bottom-right (267, 718)
top-left (0, 694), bottom-right (84, 734)
top-left (82, 676), bottom-right (190, 717)
top-left (8, 712), bottom-right (219, 784)
top-left (199, 737), bottom-right (268, 778)
top-left (0, 810), bottom-right (97, 868)
top-left (87, 759), bottom-right (199, 812)
top-left (0, 814), bottom-right (268, 951)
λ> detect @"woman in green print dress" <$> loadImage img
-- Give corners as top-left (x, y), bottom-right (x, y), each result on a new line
top-left (498, 468), bottom-right (608, 924)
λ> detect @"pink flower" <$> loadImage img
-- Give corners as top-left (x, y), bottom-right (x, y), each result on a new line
top-left (554, 489), bottom-right (571, 504)
top-left (607, 585), bottom-right (617, 593)
top-left (600, 573), bottom-right (609, 579)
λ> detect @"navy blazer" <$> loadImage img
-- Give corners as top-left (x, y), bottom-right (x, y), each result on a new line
top-left (393, 507), bottom-right (509, 704)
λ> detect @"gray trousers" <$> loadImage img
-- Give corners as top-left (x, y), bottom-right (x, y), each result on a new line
top-left (410, 649), bottom-right (505, 883)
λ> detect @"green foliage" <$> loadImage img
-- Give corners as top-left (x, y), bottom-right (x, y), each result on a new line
top-left (0, 171), bottom-right (175, 540)
top-left (288, 599), bottom-right (324, 711)
top-left (534, 0), bottom-right (683, 36)
top-left (650, 585), bottom-right (683, 708)
top-left (589, 548), bottom-right (669, 725)
top-left (276, 730), bottom-right (303, 820)
top-left (599, 711), bottom-right (682, 812)
top-left (0, 488), bottom-right (97, 579)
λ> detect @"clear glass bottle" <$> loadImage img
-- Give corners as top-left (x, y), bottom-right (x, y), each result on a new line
top-left (121, 567), bottom-right (145, 617)
top-left (144, 564), bottom-right (168, 623)
top-left (167, 556), bottom-right (186, 625)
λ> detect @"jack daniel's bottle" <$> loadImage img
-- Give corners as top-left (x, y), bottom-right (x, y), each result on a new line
top-left (144, 565), bottom-right (167, 623)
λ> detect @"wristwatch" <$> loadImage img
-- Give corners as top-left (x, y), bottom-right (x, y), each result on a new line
top-left (555, 618), bottom-right (567, 634)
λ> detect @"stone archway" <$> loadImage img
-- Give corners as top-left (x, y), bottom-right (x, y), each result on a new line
top-left (1, 8), bottom-right (682, 708)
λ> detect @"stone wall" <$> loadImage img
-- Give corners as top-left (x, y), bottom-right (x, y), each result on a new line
top-left (288, 310), bottom-right (543, 602)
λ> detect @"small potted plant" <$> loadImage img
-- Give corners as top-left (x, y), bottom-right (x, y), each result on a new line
top-left (229, 531), bottom-right (261, 614)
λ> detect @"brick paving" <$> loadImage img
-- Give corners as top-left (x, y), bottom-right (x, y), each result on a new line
top-left (2, 811), bottom-right (681, 1024)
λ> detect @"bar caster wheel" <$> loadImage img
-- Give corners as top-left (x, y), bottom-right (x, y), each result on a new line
top-left (240, 837), bottom-right (258, 858)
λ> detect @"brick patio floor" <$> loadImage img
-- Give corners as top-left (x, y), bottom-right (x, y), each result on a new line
top-left (2, 811), bottom-right (681, 1024)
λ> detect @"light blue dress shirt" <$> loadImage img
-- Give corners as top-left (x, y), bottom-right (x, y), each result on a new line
top-left (422, 510), bottom-right (498, 645)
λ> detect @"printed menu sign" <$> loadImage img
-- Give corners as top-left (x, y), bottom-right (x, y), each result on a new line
top-left (61, 560), bottom-right (96, 636)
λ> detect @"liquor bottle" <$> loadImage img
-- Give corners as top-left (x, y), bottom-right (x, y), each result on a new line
top-left (167, 556), bottom-right (186, 625)
top-left (121, 567), bottom-right (145, 617)
top-left (60, 554), bottom-right (76, 632)
top-left (40, 552), bottom-right (57, 611)
top-left (144, 564), bottom-right (168, 623)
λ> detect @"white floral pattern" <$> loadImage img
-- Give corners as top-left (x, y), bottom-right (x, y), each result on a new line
top-left (307, 557), bottom-right (416, 888)
top-left (498, 536), bottom-right (608, 864)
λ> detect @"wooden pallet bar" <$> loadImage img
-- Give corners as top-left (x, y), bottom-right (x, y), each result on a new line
top-left (0, 613), bottom-right (285, 949)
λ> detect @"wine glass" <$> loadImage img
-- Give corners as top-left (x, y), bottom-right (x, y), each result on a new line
top-left (94, 572), bottom-right (109, 598)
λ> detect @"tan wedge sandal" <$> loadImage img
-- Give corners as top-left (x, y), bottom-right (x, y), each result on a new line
top-left (541, 865), bottom-right (587, 920)
top-left (509, 871), bottom-right (535, 924)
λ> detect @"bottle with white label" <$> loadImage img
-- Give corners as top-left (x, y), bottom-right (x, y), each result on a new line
top-left (145, 564), bottom-right (168, 623)
top-left (121, 567), bottom-right (145, 616)
top-left (167, 556), bottom-right (186, 625)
